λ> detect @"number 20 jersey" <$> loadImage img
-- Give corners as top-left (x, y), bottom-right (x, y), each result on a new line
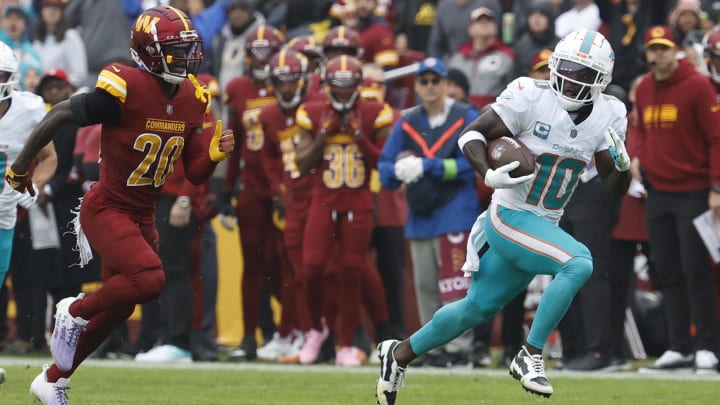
top-left (93, 64), bottom-right (207, 213)
top-left (490, 77), bottom-right (627, 224)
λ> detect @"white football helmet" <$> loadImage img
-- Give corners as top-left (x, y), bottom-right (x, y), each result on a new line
top-left (0, 42), bottom-right (18, 101)
top-left (549, 29), bottom-right (614, 111)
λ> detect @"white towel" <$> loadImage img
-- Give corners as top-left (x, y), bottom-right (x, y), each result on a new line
top-left (461, 211), bottom-right (488, 276)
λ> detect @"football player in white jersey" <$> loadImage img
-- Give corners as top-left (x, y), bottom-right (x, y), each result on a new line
top-left (0, 42), bottom-right (56, 287)
top-left (375, 29), bottom-right (631, 403)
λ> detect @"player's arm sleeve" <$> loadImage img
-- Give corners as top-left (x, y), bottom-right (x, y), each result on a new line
top-left (259, 123), bottom-right (284, 196)
top-left (182, 124), bottom-right (218, 185)
top-left (378, 119), bottom-right (405, 190)
top-left (69, 89), bottom-right (122, 127)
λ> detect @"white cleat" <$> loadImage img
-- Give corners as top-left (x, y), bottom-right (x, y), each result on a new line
top-left (30, 364), bottom-right (70, 405)
top-left (51, 294), bottom-right (88, 372)
top-left (257, 332), bottom-right (294, 361)
top-left (509, 345), bottom-right (553, 397)
top-left (375, 340), bottom-right (406, 405)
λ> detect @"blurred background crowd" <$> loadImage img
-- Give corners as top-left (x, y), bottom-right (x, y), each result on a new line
top-left (1, 0), bottom-right (720, 374)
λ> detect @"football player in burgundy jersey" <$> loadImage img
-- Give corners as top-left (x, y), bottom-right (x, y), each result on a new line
top-left (222, 24), bottom-right (284, 360)
top-left (295, 55), bottom-right (394, 365)
top-left (255, 48), bottom-right (312, 360)
top-left (286, 35), bottom-right (325, 99)
top-left (6, 6), bottom-right (233, 404)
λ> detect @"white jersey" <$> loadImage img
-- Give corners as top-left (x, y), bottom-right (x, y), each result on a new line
top-left (0, 91), bottom-right (47, 229)
top-left (490, 77), bottom-right (627, 224)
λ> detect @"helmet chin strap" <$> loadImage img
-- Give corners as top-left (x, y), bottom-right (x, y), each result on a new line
top-left (329, 90), bottom-right (358, 112)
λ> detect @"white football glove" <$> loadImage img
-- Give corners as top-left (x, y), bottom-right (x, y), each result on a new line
top-left (394, 156), bottom-right (424, 184)
top-left (604, 127), bottom-right (631, 172)
top-left (484, 161), bottom-right (535, 189)
top-left (15, 184), bottom-right (39, 209)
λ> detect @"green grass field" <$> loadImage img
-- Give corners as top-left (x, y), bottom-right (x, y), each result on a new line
top-left (1, 358), bottom-right (719, 405)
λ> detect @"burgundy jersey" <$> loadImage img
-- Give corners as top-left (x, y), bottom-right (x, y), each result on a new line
top-left (296, 99), bottom-right (393, 211)
top-left (359, 23), bottom-right (399, 68)
top-left (224, 76), bottom-right (277, 193)
top-left (306, 73), bottom-right (326, 103)
top-left (259, 103), bottom-right (317, 209)
top-left (92, 64), bottom-right (207, 214)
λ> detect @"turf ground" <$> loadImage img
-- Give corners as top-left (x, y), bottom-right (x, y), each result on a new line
top-left (1, 357), bottom-right (719, 405)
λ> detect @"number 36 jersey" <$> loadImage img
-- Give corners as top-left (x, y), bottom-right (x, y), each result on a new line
top-left (491, 77), bottom-right (627, 224)
top-left (91, 64), bottom-right (207, 213)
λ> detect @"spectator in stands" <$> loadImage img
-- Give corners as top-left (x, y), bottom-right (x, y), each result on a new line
top-left (65, 0), bottom-right (132, 87)
top-left (596, 0), bottom-right (674, 93)
top-left (0, 6), bottom-right (42, 68)
top-left (378, 57), bottom-right (481, 366)
top-left (394, 0), bottom-right (438, 53)
top-left (32, 0), bottom-right (87, 87)
top-left (512, 1), bottom-right (558, 80)
top-left (668, 0), bottom-right (707, 71)
top-left (447, 7), bottom-right (514, 109)
top-left (18, 60), bottom-right (42, 92)
top-left (554, 0), bottom-right (600, 38)
top-left (212, 0), bottom-right (265, 102)
top-left (344, 0), bottom-right (399, 68)
top-left (634, 26), bottom-right (720, 373)
top-left (445, 67), bottom-right (471, 103)
top-left (427, 0), bottom-right (502, 61)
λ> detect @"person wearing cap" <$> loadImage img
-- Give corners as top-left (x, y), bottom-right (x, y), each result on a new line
top-left (378, 56), bottom-right (481, 367)
top-left (0, 6), bottom-right (43, 71)
top-left (634, 25), bottom-right (720, 373)
top-left (528, 48), bottom-right (552, 80)
top-left (33, 0), bottom-right (87, 88)
top-left (447, 6), bottom-right (514, 109)
top-left (427, 0), bottom-right (502, 61)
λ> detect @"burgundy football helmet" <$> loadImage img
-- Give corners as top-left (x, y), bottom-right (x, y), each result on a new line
top-left (287, 35), bottom-right (323, 73)
top-left (322, 55), bottom-right (363, 111)
top-left (269, 48), bottom-right (309, 109)
top-left (129, 5), bottom-right (202, 84)
top-left (706, 30), bottom-right (720, 84)
top-left (321, 26), bottom-right (361, 61)
top-left (245, 24), bottom-right (285, 81)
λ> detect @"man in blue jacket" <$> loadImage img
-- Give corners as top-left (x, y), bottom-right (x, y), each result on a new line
top-left (378, 57), bottom-right (481, 366)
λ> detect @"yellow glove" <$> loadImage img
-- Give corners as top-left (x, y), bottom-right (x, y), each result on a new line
top-left (188, 73), bottom-right (211, 104)
top-left (209, 120), bottom-right (233, 162)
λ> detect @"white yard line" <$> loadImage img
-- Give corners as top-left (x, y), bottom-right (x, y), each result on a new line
top-left (1, 356), bottom-right (719, 382)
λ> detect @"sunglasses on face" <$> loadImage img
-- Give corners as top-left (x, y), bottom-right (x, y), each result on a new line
top-left (418, 77), bottom-right (441, 86)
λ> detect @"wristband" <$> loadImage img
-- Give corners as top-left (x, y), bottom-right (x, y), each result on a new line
top-left (458, 130), bottom-right (487, 150)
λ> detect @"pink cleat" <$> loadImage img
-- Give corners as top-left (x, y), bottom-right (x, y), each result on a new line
top-left (298, 324), bottom-right (329, 365)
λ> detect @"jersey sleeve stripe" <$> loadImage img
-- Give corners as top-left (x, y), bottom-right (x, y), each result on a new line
top-left (373, 105), bottom-right (394, 128)
top-left (296, 106), bottom-right (313, 130)
top-left (96, 71), bottom-right (128, 103)
top-left (374, 50), bottom-right (399, 67)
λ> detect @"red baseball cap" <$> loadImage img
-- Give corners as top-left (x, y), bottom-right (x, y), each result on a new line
top-left (531, 49), bottom-right (553, 71)
top-left (41, 68), bottom-right (69, 83)
top-left (644, 25), bottom-right (676, 48)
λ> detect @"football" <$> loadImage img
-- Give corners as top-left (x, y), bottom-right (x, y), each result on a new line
top-left (486, 136), bottom-right (535, 177)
